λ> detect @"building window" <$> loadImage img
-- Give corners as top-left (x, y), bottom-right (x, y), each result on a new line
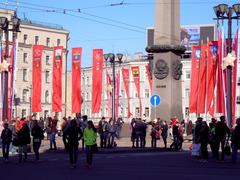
top-left (23, 69), bottom-right (28, 81)
top-left (237, 96), bottom-right (240, 104)
top-left (185, 70), bottom-right (191, 80)
top-left (185, 88), bottom-right (190, 99)
top-left (46, 55), bottom-right (50, 65)
top-left (185, 107), bottom-right (189, 116)
top-left (121, 90), bottom-right (125, 98)
top-left (86, 92), bottom-right (89, 100)
top-left (57, 39), bottom-right (61, 46)
top-left (86, 77), bottom-right (89, 85)
top-left (145, 89), bottom-right (150, 98)
top-left (23, 53), bottom-right (28, 63)
top-left (45, 71), bottom-right (50, 83)
top-left (45, 90), bottom-right (50, 103)
top-left (22, 109), bottom-right (27, 118)
top-left (46, 37), bottom-right (50, 47)
top-left (135, 92), bottom-right (138, 98)
top-left (22, 89), bottom-right (28, 102)
top-left (35, 36), bottom-right (39, 45)
top-left (44, 110), bottom-right (49, 119)
top-left (23, 34), bottom-right (28, 44)
top-left (135, 107), bottom-right (140, 117)
top-left (145, 107), bottom-right (149, 117)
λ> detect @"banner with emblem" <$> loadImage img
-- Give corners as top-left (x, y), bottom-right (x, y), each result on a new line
top-left (122, 68), bottom-right (132, 118)
top-left (52, 46), bottom-right (63, 112)
top-left (131, 66), bottom-right (142, 116)
top-left (145, 64), bottom-right (152, 93)
top-left (32, 45), bottom-right (44, 112)
top-left (206, 41), bottom-right (218, 116)
top-left (72, 48), bottom-right (82, 113)
top-left (92, 49), bottom-right (103, 113)
top-left (189, 46), bottom-right (201, 113)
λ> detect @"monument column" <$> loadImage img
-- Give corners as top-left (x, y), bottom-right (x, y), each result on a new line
top-left (146, 0), bottom-right (185, 122)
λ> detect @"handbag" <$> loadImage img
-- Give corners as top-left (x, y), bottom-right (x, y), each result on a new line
top-left (191, 143), bottom-right (201, 156)
top-left (224, 141), bottom-right (231, 156)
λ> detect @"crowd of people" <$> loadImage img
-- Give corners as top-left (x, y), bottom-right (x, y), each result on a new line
top-left (1, 114), bottom-right (240, 168)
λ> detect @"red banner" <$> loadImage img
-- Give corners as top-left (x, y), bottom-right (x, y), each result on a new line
top-left (115, 69), bottom-right (120, 118)
top-left (122, 68), bottom-right (132, 118)
top-left (92, 49), bottom-right (103, 113)
top-left (145, 64), bottom-right (152, 93)
top-left (32, 45), bottom-right (43, 112)
top-left (232, 30), bottom-right (238, 125)
top-left (197, 44), bottom-right (207, 114)
top-left (206, 41), bottom-right (218, 116)
top-left (52, 46), bottom-right (63, 112)
top-left (189, 46), bottom-right (201, 113)
top-left (72, 48), bottom-right (82, 113)
top-left (131, 66), bottom-right (142, 116)
top-left (216, 31), bottom-right (226, 115)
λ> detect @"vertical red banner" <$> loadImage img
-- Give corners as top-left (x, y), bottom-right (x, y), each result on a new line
top-left (131, 66), bottom-right (142, 116)
top-left (145, 64), bottom-right (152, 93)
top-left (106, 69), bottom-right (112, 117)
top-left (115, 68), bottom-right (120, 118)
top-left (122, 68), bottom-right (132, 118)
top-left (197, 44), bottom-right (207, 114)
top-left (32, 45), bottom-right (43, 112)
top-left (52, 46), bottom-right (63, 112)
top-left (92, 49), bottom-right (103, 113)
top-left (189, 46), bottom-right (201, 113)
top-left (72, 48), bottom-right (82, 113)
top-left (206, 41), bottom-right (218, 116)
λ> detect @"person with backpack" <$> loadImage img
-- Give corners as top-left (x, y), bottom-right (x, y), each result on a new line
top-left (65, 119), bottom-right (83, 168)
top-left (1, 122), bottom-right (12, 162)
top-left (83, 121), bottom-right (97, 168)
top-left (31, 120), bottom-right (44, 161)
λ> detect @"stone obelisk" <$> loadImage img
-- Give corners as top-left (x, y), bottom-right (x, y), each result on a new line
top-left (146, 0), bottom-right (185, 121)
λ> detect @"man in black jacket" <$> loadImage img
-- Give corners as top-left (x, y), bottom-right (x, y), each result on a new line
top-left (65, 119), bottom-right (83, 168)
top-left (231, 118), bottom-right (240, 163)
top-left (215, 116), bottom-right (230, 161)
top-left (1, 123), bottom-right (12, 161)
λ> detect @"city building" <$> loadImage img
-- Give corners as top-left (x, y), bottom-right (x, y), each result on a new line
top-left (0, 9), bottom-right (69, 119)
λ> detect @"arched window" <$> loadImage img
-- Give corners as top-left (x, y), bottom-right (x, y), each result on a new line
top-left (45, 90), bottom-right (50, 103)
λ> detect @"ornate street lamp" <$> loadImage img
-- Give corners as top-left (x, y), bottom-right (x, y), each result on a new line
top-left (104, 53), bottom-right (123, 121)
top-left (213, 4), bottom-right (240, 128)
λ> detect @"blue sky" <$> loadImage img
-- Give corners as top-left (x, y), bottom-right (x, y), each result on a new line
top-left (0, 0), bottom-right (239, 68)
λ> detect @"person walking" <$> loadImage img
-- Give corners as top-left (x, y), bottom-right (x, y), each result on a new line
top-left (48, 116), bottom-right (58, 150)
top-left (83, 121), bottom-right (97, 168)
top-left (98, 117), bottom-right (105, 148)
top-left (178, 121), bottom-right (185, 151)
top-left (1, 122), bottom-right (12, 161)
top-left (215, 116), bottom-right (230, 161)
top-left (161, 121), bottom-right (168, 149)
top-left (130, 118), bottom-right (136, 148)
top-left (79, 115), bottom-right (88, 150)
top-left (231, 118), bottom-right (240, 163)
top-left (65, 119), bottom-right (83, 168)
top-left (199, 121), bottom-right (209, 162)
top-left (209, 118), bottom-right (218, 159)
top-left (61, 117), bottom-right (70, 152)
top-left (31, 120), bottom-right (44, 161)
top-left (150, 120), bottom-right (158, 148)
top-left (17, 122), bottom-right (31, 163)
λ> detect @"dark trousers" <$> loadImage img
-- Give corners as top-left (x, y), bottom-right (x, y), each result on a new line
top-left (201, 142), bottom-right (208, 160)
top-left (86, 145), bottom-right (93, 165)
top-left (108, 133), bottom-right (115, 148)
top-left (2, 143), bottom-right (10, 160)
top-left (162, 135), bottom-right (167, 148)
top-left (170, 135), bottom-right (179, 151)
top-left (179, 136), bottom-right (184, 149)
top-left (62, 136), bottom-right (69, 152)
top-left (100, 133), bottom-right (107, 148)
top-left (33, 141), bottom-right (41, 160)
top-left (151, 136), bottom-right (157, 148)
top-left (216, 139), bottom-right (226, 160)
top-left (69, 145), bottom-right (79, 165)
top-left (231, 144), bottom-right (239, 163)
top-left (210, 141), bottom-right (218, 159)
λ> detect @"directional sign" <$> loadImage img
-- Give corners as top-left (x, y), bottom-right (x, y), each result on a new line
top-left (150, 94), bottom-right (161, 107)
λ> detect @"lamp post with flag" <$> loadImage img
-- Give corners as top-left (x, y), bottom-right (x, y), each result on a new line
top-left (213, 4), bottom-right (240, 128)
top-left (103, 53), bottom-right (123, 121)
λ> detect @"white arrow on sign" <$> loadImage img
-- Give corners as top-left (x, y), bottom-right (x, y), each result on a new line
top-left (154, 96), bottom-right (157, 107)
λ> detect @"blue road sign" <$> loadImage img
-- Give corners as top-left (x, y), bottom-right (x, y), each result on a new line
top-left (150, 95), bottom-right (161, 107)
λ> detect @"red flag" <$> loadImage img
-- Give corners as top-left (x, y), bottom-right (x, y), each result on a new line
top-left (145, 64), bottom-right (152, 93)
top-left (131, 66), bottom-right (142, 116)
top-left (106, 68), bottom-right (112, 117)
top-left (189, 46), bottom-right (201, 113)
top-left (115, 69), bottom-right (120, 118)
top-left (206, 41), bottom-right (218, 116)
top-left (122, 68), bottom-right (132, 118)
top-left (92, 49), bottom-right (103, 113)
top-left (32, 45), bottom-right (43, 112)
top-left (232, 30), bottom-right (238, 125)
top-left (216, 31), bottom-right (226, 114)
top-left (52, 46), bottom-right (63, 112)
top-left (72, 48), bottom-right (82, 113)
top-left (197, 44), bottom-right (208, 114)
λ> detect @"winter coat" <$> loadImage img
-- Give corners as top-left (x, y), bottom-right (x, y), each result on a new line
top-left (31, 125), bottom-right (44, 141)
top-left (65, 126), bottom-right (83, 147)
top-left (231, 125), bottom-right (240, 148)
top-left (83, 128), bottom-right (97, 146)
top-left (1, 128), bottom-right (12, 144)
top-left (215, 122), bottom-right (230, 141)
top-left (17, 124), bottom-right (31, 145)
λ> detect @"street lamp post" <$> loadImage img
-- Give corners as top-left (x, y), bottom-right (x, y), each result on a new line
top-left (0, 12), bottom-right (20, 121)
top-left (213, 4), bottom-right (240, 128)
top-left (103, 53), bottom-right (123, 121)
